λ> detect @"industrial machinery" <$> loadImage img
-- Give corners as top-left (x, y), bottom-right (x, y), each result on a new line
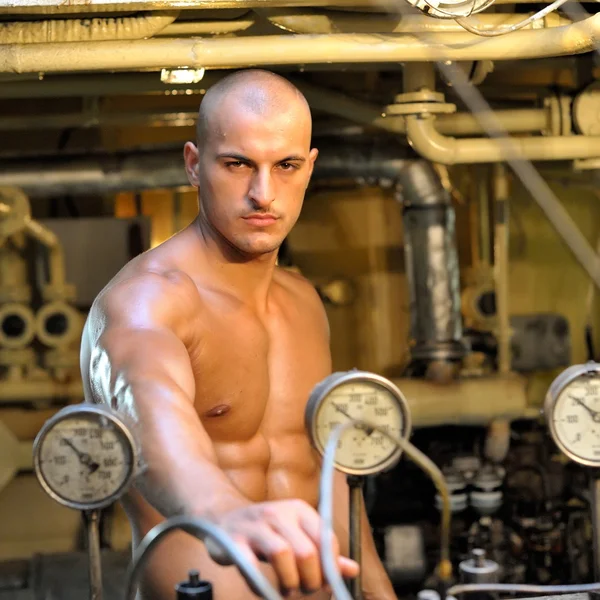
top-left (33, 403), bottom-right (141, 600)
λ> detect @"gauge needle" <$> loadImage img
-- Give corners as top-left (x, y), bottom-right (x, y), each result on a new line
top-left (61, 438), bottom-right (100, 473)
top-left (332, 403), bottom-right (374, 436)
top-left (569, 396), bottom-right (600, 422)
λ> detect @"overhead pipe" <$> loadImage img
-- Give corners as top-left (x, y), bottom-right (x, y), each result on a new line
top-left (157, 17), bottom-right (256, 37)
top-left (0, 11), bottom-right (177, 44)
top-left (1, 15), bottom-right (599, 73)
top-left (0, 140), bottom-right (414, 197)
top-left (405, 114), bottom-right (600, 164)
top-left (0, 0), bottom-right (398, 14)
top-left (262, 8), bottom-right (571, 34)
top-left (0, 105), bottom-right (550, 136)
top-left (0, 0), bottom-right (561, 14)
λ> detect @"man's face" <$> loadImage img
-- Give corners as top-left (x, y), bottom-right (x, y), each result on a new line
top-left (186, 103), bottom-right (318, 257)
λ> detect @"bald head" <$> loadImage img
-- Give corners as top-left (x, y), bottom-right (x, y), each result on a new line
top-left (196, 69), bottom-right (312, 150)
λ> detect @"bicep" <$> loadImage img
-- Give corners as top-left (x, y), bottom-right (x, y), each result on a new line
top-left (91, 325), bottom-right (196, 400)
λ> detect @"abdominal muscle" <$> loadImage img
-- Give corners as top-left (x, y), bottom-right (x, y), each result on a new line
top-left (125, 435), bottom-right (330, 600)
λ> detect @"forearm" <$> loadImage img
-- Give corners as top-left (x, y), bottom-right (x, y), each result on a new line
top-left (113, 377), bottom-right (249, 519)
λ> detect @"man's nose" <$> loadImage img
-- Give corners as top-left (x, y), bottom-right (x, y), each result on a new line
top-left (248, 169), bottom-right (275, 209)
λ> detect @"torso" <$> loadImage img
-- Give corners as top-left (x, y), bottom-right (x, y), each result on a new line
top-left (81, 227), bottom-right (332, 599)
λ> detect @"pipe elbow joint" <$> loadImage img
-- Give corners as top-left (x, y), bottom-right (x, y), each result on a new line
top-left (406, 115), bottom-right (458, 165)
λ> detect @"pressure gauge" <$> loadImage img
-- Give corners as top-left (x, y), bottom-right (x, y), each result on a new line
top-left (305, 371), bottom-right (412, 476)
top-left (544, 362), bottom-right (600, 467)
top-left (33, 404), bottom-right (139, 511)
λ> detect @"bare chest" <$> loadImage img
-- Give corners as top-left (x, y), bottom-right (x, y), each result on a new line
top-left (188, 301), bottom-right (330, 446)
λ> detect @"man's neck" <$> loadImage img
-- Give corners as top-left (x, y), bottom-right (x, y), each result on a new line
top-left (192, 216), bottom-right (278, 310)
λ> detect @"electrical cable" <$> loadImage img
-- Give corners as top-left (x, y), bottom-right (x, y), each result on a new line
top-left (124, 515), bottom-right (283, 600)
top-left (455, 0), bottom-right (570, 37)
top-left (448, 582), bottom-right (600, 595)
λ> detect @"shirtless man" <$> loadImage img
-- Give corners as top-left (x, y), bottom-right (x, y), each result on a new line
top-left (80, 69), bottom-right (396, 600)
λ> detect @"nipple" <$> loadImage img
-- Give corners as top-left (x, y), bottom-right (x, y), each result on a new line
top-left (205, 404), bottom-right (231, 418)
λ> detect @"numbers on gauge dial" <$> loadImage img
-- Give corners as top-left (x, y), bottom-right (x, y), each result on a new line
top-left (554, 378), bottom-right (600, 462)
top-left (315, 382), bottom-right (403, 470)
top-left (38, 416), bottom-right (133, 505)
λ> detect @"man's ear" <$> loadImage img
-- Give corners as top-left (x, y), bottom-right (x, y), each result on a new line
top-left (183, 142), bottom-right (200, 187)
top-left (307, 147), bottom-right (319, 180)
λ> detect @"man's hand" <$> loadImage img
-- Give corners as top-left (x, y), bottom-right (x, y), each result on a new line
top-left (206, 499), bottom-right (359, 596)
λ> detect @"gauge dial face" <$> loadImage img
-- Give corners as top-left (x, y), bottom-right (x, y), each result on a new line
top-left (551, 375), bottom-right (600, 465)
top-left (35, 410), bottom-right (135, 509)
top-left (313, 380), bottom-right (406, 475)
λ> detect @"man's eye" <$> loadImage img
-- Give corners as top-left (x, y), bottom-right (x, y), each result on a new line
top-left (226, 161), bottom-right (246, 168)
top-left (279, 162), bottom-right (297, 171)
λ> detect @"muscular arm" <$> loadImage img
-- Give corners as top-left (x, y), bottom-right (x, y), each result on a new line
top-left (83, 273), bottom-right (248, 519)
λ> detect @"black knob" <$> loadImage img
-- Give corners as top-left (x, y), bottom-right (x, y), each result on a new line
top-left (175, 570), bottom-right (213, 599)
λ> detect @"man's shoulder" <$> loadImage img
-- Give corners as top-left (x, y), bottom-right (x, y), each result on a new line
top-left (94, 257), bottom-right (200, 319)
top-left (274, 267), bottom-right (329, 334)
top-left (274, 267), bottom-right (321, 305)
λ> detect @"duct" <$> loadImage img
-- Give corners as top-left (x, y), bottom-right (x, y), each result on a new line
top-left (398, 161), bottom-right (467, 379)
top-left (405, 114), bottom-right (600, 164)
top-left (1, 15), bottom-right (599, 73)
top-left (0, 12), bottom-right (177, 44)
top-left (263, 8), bottom-right (571, 34)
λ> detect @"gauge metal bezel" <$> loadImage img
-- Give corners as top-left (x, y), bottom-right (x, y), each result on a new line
top-left (33, 403), bottom-right (139, 510)
top-left (544, 362), bottom-right (600, 467)
top-left (305, 370), bottom-right (412, 476)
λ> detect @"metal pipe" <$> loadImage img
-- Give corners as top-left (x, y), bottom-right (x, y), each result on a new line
top-left (0, 378), bottom-right (83, 403)
top-left (0, 72), bottom-right (225, 99)
top-left (405, 115), bottom-right (600, 164)
top-left (0, 0), bottom-right (402, 14)
top-left (0, 141), bottom-right (413, 196)
top-left (399, 161), bottom-right (467, 374)
top-left (493, 164), bottom-right (511, 374)
top-left (157, 17), bottom-right (256, 36)
top-left (0, 0), bottom-right (563, 13)
top-left (0, 11), bottom-right (177, 44)
top-left (393, 374), bottom-right (531, 427)
top-left (264, 8), bottom-right (570, 34)
top-left (25, 220), bottom-right (66, 290)
top-left (1, 16), bottom-right (599, 73)
top-left (84, 510), bottom-right (103, 600)
top-left (347, 476), bottom-right (363, 600)
top-left (592, 476), bottom-right (600, 581)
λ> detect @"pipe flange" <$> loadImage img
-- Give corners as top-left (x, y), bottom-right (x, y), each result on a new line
top-left (0, 303), bottom-right (36, 349)
top-left (0, 187), bottom-right (31, 241)
top-left (394, 90), bottom-right (447, 104)
top-left (36, 301), bottom-right (81, 348)
top-left (385, 102), bottom-right (456, 116)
